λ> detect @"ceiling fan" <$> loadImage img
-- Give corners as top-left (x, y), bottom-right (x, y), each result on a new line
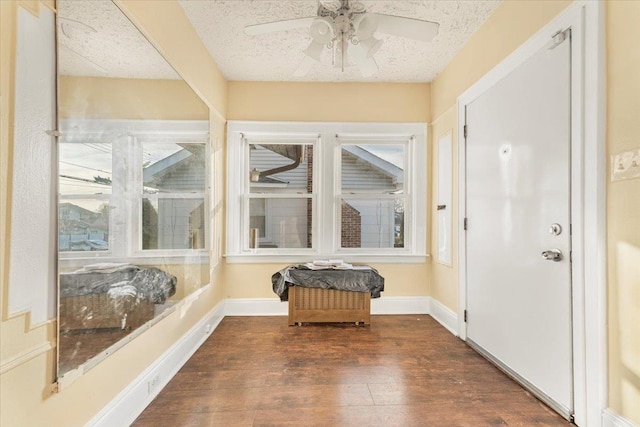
top-left (244, 0), bottom-right (439, 77)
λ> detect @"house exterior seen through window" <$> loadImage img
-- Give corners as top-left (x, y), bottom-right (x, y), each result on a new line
top-left (226, 122), bottom-right (427, 263)
top-left (249, 143), bottom-right (313, 249)
top-left (339, 143), bottom-right (406, 249)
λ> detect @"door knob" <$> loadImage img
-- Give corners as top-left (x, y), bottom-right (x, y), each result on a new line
top-left (541, 249), bottom-right (563, 262)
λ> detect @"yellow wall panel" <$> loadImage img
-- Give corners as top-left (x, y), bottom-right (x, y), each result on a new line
top-left (58, 76), bottom-right (208, 120)
top-left (228, 81), bottom-right (430, 123)
top-left (606, 1), bottom-right (640, 423)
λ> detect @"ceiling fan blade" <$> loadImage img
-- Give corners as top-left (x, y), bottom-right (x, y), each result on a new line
top-left (370, 13), bottom-right (439, 42)
top-left (245, 17), bottom-right (316, 36)
top-left (352, 43), bottom-right (378, 77)
top-left (294, 56), bottom-right (316, 77)
top-left (358, 57), bottom-right (378, 77)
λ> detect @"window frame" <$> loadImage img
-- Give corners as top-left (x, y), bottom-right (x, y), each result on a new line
top-left (226, 121), bottom-right (427, 263)
top-left (58, 119), bottom-right (210, 265)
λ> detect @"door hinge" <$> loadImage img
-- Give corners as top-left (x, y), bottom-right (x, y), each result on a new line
top-left (463, 125), bottom-right (468, 139)
top-left (464, 310), bottom-right (468, 323)
top-left (548, 29), bottom-right (570, 50)
top-left (464, 218), bottom-right (468, 231)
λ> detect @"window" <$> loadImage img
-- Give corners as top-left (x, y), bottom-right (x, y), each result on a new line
top-left (58, 120), bottom-right (209, 261)
top-left (141, 140), bottom-right (207, 251)
top-left (227, 122), bottom-right (427, 262)
top-left (339, 141), bottom-right (407, 249)
top-left (59, 141), bottom-right (112, 253)
top-left (247, 141), bottom-right (314, 249)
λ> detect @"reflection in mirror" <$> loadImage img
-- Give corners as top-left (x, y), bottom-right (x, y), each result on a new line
top-left (56, 0), bottom-right (209, 379)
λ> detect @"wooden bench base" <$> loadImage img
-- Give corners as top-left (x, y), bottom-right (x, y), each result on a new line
top-left (288, 286), bottom-right (371, 326)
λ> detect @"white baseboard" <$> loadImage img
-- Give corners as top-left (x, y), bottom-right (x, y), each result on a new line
top-left (87, 301), bottom-right (225, 427)
top-left (370, 296), bottom-right (430, 314)
top-left (224, 298), bottom-right (287, 316)
top-left (603, 409), bottom-right (639, 427)
top-left (428, 298), bottom-right (459, 336)
top-left (224, 296), bottom-right (431, 317)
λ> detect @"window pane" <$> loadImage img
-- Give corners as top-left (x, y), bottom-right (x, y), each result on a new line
top-left (341, 198), bottom-right (404, 249)
top-left (143, 198), bottom-right (205, 250)
top-left (143, 143), bottom-right (206, 193)
top-left (249, 144), bottom-right (312, 193)
top-left (248, 198), bottom-right (311, 249)
top-left (249, 198), bottom-right (266, 238)
top-left (341, 144), bottom-right (404, 193)
top-left (59, 142), bottom-right (112, 195)
top-left (59, 199), bottom-right (109, 252)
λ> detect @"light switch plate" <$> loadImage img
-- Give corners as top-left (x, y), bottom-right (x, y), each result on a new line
top-left (611, 148), bottom-right (640, 182)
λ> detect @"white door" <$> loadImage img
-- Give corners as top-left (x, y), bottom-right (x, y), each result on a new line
top-left (465, 34), bottom-right (572, 417)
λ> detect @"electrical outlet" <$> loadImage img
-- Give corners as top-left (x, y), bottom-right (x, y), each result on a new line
top-left (611, 148), bottom-right (640, 182)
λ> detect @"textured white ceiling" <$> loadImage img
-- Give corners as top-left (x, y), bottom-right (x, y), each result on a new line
top-left (179, 0), bottom-right (501, 82)
top-left (57, 0), bottom-right (179, 80)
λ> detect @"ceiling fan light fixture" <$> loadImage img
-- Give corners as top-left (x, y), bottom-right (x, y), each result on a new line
top-left (359, 37), bottom-right (383, 58)
top-left (353, 13), bottom-right (378, 41)
top-left (244, 0), bottom-right (440, 77)
top-left (309, 17), bottom-right (334, 44)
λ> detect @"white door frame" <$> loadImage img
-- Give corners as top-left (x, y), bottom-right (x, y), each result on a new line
top-left (456, 2), bottom-right (606, 427)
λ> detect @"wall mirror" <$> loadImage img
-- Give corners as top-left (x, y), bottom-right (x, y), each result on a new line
top-left (56, 0), bottom-right (210, 381)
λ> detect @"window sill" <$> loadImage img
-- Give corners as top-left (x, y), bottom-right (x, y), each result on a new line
top-left (223, 253), bottom-right (429, 264)
top-left (59, 253), bottom-right (209, 269)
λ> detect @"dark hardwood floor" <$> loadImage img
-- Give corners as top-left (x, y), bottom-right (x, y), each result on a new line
top-left (133, 315), bottom-right (569, 427)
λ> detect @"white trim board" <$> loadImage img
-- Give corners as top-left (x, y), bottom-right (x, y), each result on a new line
top-left (87, 301), bottom-right (225, 427)
top-left (224, 296), bottom-right (432, 317)
top-left (224, 298), bottom-right (287, 316)
top-left (456, 2), bottom-right (606, 426)
top-left (0, 342), bottom-right (54, 375)
top-left (429, 298), bottom-right (458, 336)
top-left (602, 409), bottom-right (639, 427)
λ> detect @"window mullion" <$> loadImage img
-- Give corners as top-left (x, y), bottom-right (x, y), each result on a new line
top-left (109, 134), bottom-right (133, 258)
top-left (131, 134), bottom-right (143, 256)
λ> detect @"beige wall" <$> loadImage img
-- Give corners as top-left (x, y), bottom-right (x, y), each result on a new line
top-left (0, 1), bottom-right (227, 426)
top-left (228, 81), bottom-right (430, 123)
top-left (606, 1), bottom-right (640, 423)
top-left (223, 263), bottom-right (431, 300)
top-left (59, 75), bottom-right (208, 120)
top-left (225, 81), bottom-right (431, 299)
